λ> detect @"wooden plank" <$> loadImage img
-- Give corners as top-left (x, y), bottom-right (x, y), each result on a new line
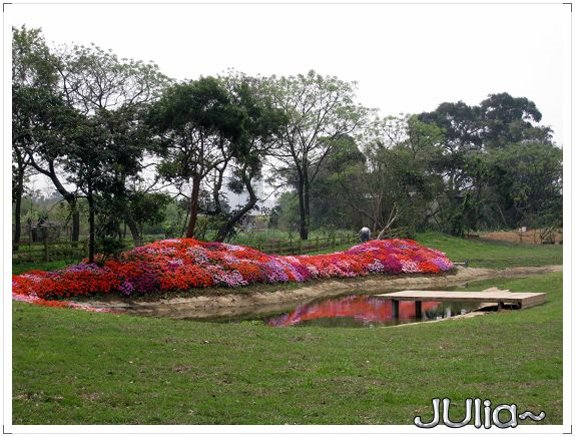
top-left (375, 288), bottom-right (546, 309)
top-left (519, 294), bottom-right (547, 309)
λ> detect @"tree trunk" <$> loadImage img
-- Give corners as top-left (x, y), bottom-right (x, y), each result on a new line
top-left (185, 175), bottom-right (201, 238)
top-left (296, 177), bottom-right (308, 241)
top-left (13, 169), bottom-right (25, 252)
top-left (215, 171), bottom-right (258, 242)
top-left (70, 199), bottom-right (80, 245)
top-left (302, 178), bottom-right (311, 240)
top-left (212, 162), bottom-right (228, 215)
top-left (181, 202), bottom-right (190, 238)
top-left (30, 158), bottom-right (81, 243)
top-left (126, 215), bottom-right (143, 246)
top-left (87, 186), bottom-right (95, 263)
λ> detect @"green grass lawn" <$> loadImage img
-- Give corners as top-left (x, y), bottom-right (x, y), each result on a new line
top-left (12, 260), bottom-right (71, 275)
top-left (416, 232), bottom-right (562, 268)
top-left (12, 271), bottom-right (562, 425)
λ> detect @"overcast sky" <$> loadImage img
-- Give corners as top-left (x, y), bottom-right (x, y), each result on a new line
top-left (5, 1), bottom-right (571, 198)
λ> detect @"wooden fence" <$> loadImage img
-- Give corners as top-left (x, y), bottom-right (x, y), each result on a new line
top-left (12, 235), bottom-right (167, 264)
top-left (251, 227), bottom-right (411, 255)
top-left (252, 234), bottom-right (357, 255)
top-left (12, 235), bottom-right (360, 263)
top-left (12, 240), bottom-right (88, 264)
top-left (12, 228), bottom-right (411, 263)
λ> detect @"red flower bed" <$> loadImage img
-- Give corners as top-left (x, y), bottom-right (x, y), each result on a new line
top-left (12, 238), bottom-right (454, 310)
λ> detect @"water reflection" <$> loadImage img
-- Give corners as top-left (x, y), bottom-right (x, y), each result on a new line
top-left (267, 294), bottom-right (478, 327)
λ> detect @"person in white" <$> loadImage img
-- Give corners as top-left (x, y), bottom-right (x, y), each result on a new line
top-left (359, 227), bottom-right (371, 242)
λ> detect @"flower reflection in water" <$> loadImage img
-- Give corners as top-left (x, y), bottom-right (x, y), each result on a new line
top-left (267, 294), bottom-right (441, 327)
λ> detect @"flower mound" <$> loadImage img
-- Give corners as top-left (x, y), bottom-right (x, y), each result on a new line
top-left (12, 238), bottom-right (453, 310)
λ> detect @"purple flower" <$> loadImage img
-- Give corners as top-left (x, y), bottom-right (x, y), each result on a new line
top-left (167, 258), bottom-right (184, 271)
top-left (119, 281), bottom-right (135, 296)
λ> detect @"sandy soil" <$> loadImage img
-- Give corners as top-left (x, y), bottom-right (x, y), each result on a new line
top-left (480, 229), bottom-right (563, 245)
top-left (80, 264), bottom-right (562, 320)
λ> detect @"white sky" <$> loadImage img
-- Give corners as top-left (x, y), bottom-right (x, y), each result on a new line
top-left (6, 2), bottom-right (570, 148)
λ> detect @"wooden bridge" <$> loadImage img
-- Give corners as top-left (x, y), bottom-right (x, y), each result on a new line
top-left (377, 287), bottom-right (546, 319)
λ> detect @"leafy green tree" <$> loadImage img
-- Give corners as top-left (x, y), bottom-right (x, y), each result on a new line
top-left (97, 191), bottom-right (170, 247)
top-left (13, 27), bottom-right (168, 260)
top-left (214, 73), bottom-right (288, 241)
top-left (148, 77), bottom-right (245, 238)
top-left (354, 115), bottom-right (444, 236)
top-left (266, 70), bottom-right (370, 240)
top-left (127, 192), bottom-right (171, 243)
top-left (12, 26), bottom-right (61, 250)
top-left (420, 102), bottom-right (480, 202)
top-left (479, 92), bottom-right (553, 148)
top-left (418, 92), bottom-right (555, 234)
top-left (273, 191), bottom-right (301, 233)
top-left (161, 198), bottom-right (189, 238)
top-left (63, 102), bottom-right (163, 261)
top-left (52, 41), bottom-right (168, 258)
top-left (307, 135), bottom-right (367, 230)
top-left (486, 142), bottom-right (562, 228)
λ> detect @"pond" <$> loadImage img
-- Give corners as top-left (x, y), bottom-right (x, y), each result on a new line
top-left (204, 293), bottom-right (485, 328)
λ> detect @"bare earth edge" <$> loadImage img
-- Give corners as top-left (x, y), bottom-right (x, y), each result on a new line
top-left (79, 265), bottom-right (562, 320)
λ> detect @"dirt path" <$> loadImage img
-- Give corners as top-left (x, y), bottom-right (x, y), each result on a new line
top-left (81, 265), bottom-right (562, 320)
top-left (481, 229), bottom-right (563, 245)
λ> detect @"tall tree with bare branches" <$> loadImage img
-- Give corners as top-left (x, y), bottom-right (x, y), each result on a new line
top-left (266, 70), bottom-right (369, 239)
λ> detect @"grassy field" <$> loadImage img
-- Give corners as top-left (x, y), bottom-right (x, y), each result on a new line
top-left (12, 272), bottom-right (562, 425)
top-left (11, 232), bottom-right (563, 425)
top-left (12, 260), bottom-right (70, 275)
top-left (416, 232), bottom-right (562, 269)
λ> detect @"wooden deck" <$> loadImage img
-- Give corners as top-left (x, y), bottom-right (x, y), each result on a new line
top-left (376, 287), bottom-right (546, 319)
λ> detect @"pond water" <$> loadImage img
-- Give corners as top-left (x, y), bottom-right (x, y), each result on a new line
top-left (204, 293), bottom-right (485, 328)
top-left (266, 294), bottom-right (482, 327)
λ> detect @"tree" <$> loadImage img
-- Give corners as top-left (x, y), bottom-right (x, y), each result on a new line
top-left (12, 26), bottom-right (60, 250)
top-left (479, 92), bottom-right (553, 148)
top-left (12, 142), bottom-right (31, 251)
top-left (13, 85), bottom-right (81, 245)
top-left (62, 104), bottom-right (159, 261)
top-left (419, 101), bottom-right (482, 216)
top-left (214, 73), bottom-right (288, 241)
top-left (13, 27), bottom-right (169, 257)
top-left (306, 135), bottom-right (367, 231)
top-left (267, 70), bottom-right (369, 240)
top-left (486, 142), bottom-right (562, 228)
top-left (97, 191), bottom-right (170, 248)
top-left (418, 92), bottom-right (555, 234)
top-left (358, 115), bottom-right (444, 237)
top-left (53, 42), bottom-right (168, 259)
top-left (148, 77), bottom-right (245, 238)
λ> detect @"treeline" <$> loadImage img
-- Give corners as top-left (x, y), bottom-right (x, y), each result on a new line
top-left (275, 108), bottom-right (562, 238)
top-left (13, 26), bottom-right (562, 262)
